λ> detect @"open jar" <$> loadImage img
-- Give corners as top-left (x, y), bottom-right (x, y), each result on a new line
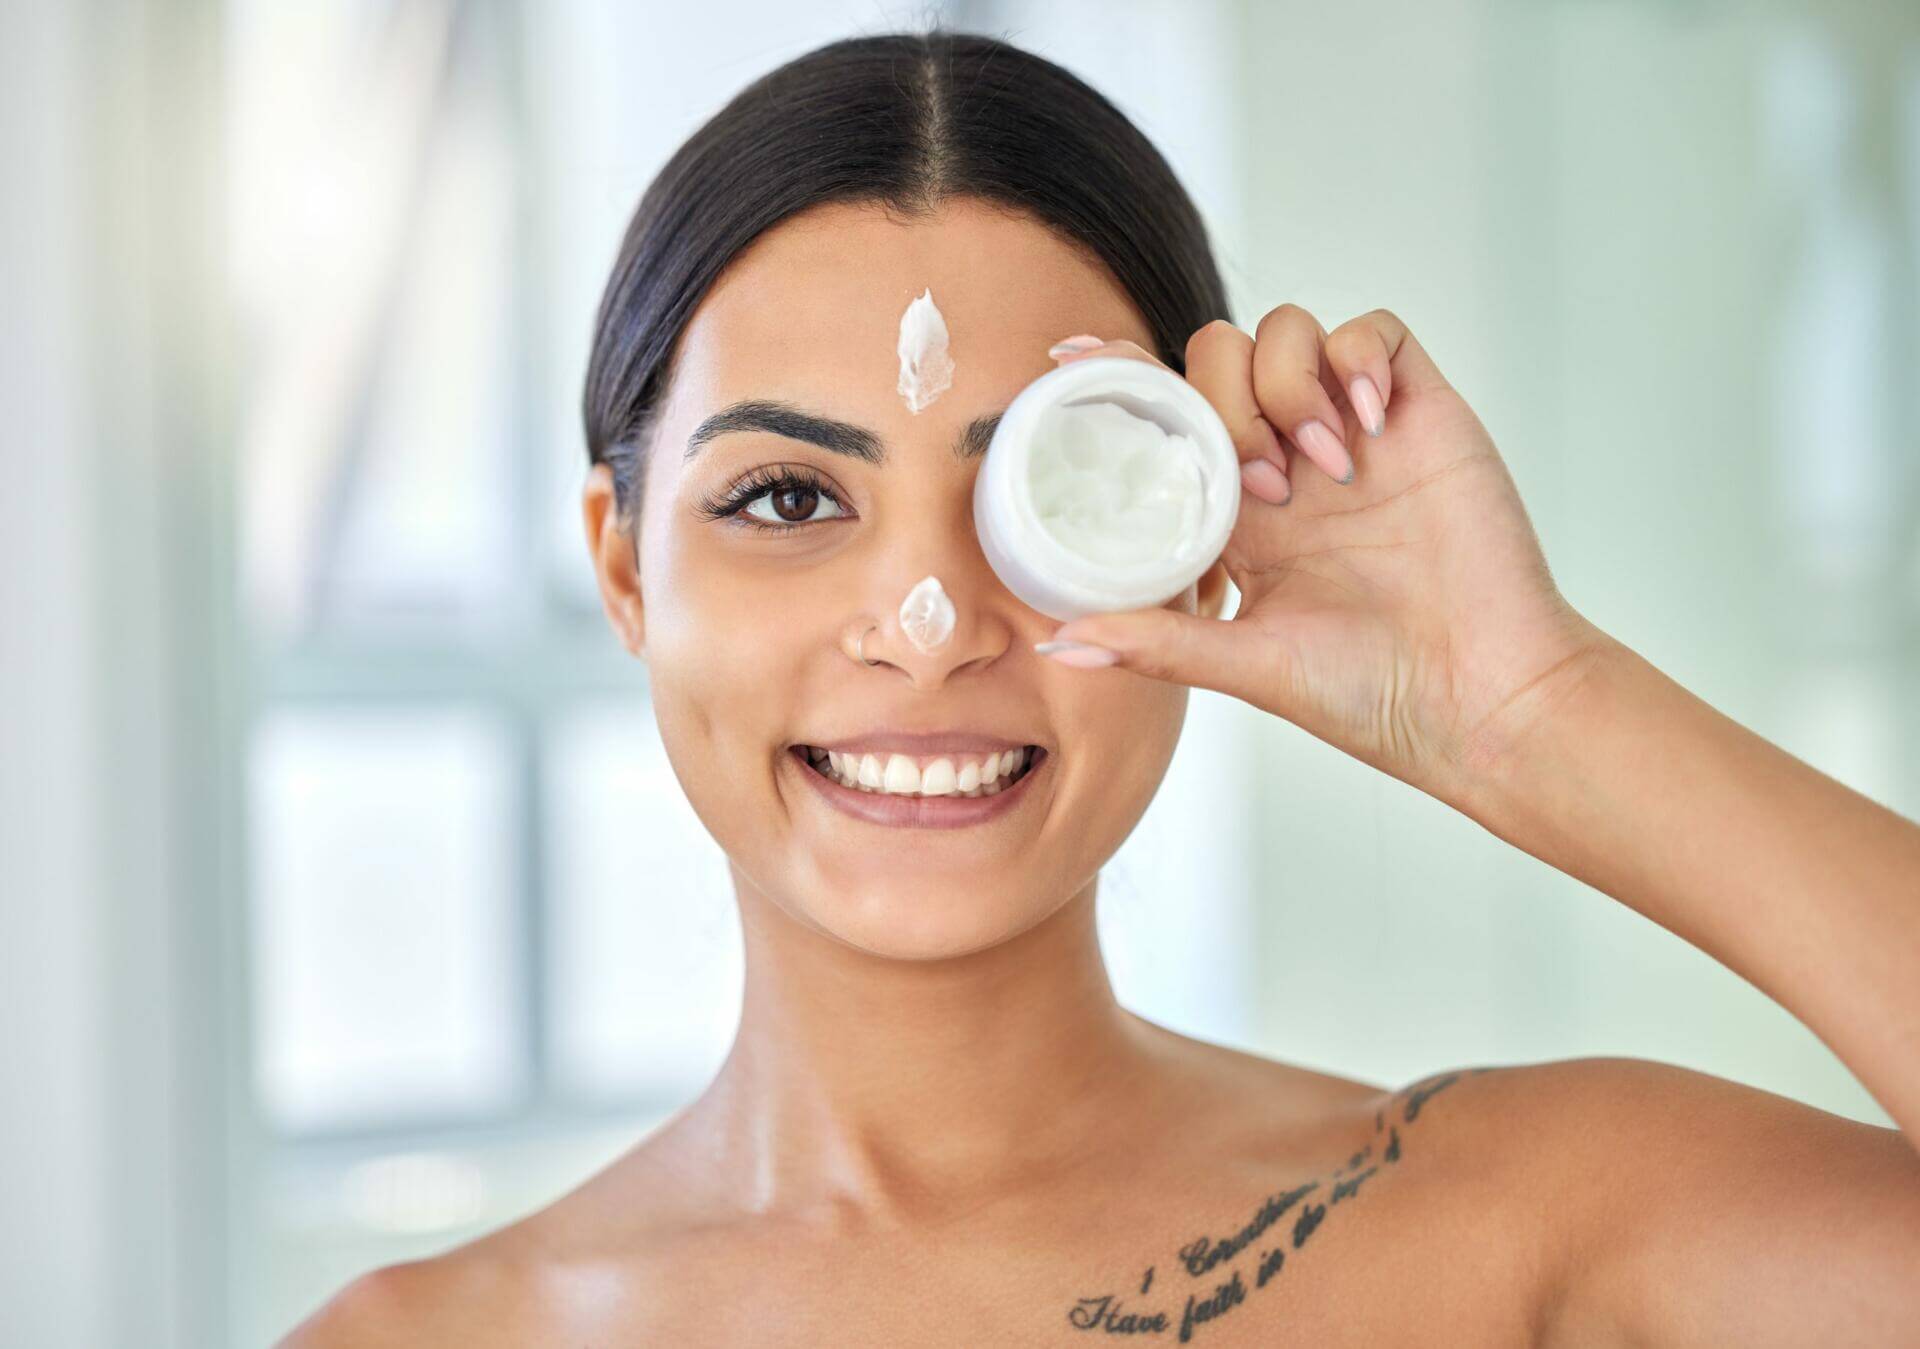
top-left (973, 355), bottom-right (1241, 621)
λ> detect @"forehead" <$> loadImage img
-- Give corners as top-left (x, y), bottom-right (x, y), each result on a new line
top-left (666, 197), bottom-right (1152, 427)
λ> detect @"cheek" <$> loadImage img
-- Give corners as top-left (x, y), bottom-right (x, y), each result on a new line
top-left (642, 517), bottom-right (795, 665)
top-left (637, 523), bottom-right (826, 763)
top-left (1062, 666), bottom-right (1189, 794)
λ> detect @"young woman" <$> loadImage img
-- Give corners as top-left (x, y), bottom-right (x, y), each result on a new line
top-left (289, 28), bottom-right (1920, 1347)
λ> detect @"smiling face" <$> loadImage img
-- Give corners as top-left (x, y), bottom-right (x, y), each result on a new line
top-left (584, 197), bottom-right (1225, 961)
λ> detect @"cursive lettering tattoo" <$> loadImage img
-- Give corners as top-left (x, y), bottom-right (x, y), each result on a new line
top-left (1178, 1271), bottom-right (1246, 1344)
top-left (1175, 1179), bottom-right (1319, 1278)
top-left (1330, 1164), bottom-right (1378, 1204)
top-left (1061, 1065), bottom-right (1501, 1339)
top-left (1402, 1071), bottom-right (1461, 1123)
top-left (1069, 1295), bottom-right (1171, 1335)
top-left (1255, 1245), bottom-right (1285, 1288)
top-left (1290, 1199), bottom-right (1326, 1248)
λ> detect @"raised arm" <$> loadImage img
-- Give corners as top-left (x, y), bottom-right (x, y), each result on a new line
top-left (1464, 634), bottom-right (1920, 1146)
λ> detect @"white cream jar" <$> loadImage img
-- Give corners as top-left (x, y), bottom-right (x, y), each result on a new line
top-left (973, 356), bottom-right (1240, 621)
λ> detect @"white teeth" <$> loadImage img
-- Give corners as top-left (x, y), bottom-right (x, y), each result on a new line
top-left (883, 753), bottom-right (920, 794)
top-left (807, 746), bottom-right (1034, 796)
top-left (919, 758), bottom-right (957, 795)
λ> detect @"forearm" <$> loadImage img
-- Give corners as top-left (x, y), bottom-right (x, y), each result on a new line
top-left (1460, 637), bottom-right (1920, 1142)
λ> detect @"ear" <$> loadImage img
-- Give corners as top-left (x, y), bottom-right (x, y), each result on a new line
top-left (1194, 557), bottom-right (1230, 622)
top-left (582, 463), bottom-right (645, 657)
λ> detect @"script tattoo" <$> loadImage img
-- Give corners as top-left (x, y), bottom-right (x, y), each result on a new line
top-left (1062, 1066), bottom-right (1498, 1340)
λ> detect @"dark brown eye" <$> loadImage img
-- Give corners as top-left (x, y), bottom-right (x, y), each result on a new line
top-left (770, 485), bottom-right (818, 521)
top-left (739, 475), bottom-right (847, 527)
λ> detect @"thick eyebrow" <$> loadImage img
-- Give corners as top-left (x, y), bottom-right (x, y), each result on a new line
top-left (684, 399), bottom-right (1002, 465)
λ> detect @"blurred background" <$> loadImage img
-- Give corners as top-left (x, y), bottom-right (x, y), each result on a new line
top-left (3, 0), bottom-right (1917, 1343)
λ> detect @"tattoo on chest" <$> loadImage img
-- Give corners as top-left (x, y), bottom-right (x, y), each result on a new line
top-left (1062, 1067), bottom-right (1496, 1341)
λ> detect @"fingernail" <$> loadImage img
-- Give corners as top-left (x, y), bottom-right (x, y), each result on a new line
top-left (1240, 457), bottom-right (1291, 505)
top-left (1047, 334), bottom-right (1104, 359)
top-left (1294, 419), bottom-right (1356, 485)
top-left (1034, 639), bottom-right (1119, 668)
top-left (1250, 415), bottom-right (1286, 463)
top-left (1348, 375), bottom-right (1385, 437)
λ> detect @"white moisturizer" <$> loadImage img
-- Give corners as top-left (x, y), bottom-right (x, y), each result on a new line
top-left (1026, 401), bottom-right (1207, 569)
top-left (898, 574), bottom-right (956, 652)
top-left (895, 288), bottom-right (954, 414)
top-left (971, 355), bottom-right (1240, 621)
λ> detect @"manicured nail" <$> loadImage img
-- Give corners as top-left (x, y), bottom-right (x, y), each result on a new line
top-left (1348, 375), bottom-right (1385, 437)
top-left (1250, 415), bottom-right (1286, 463)
top-left (1240, 457), bottom-right (1291, 505)
top-left (1047, 334), bottom-right (1104, 359)
top-left (1034, 639), bottom-right (1120, 668)
top-left (1294, 418), bottom-right (1356, 484)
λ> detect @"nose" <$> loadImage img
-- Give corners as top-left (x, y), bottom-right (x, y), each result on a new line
top-left (846, 566), bottom-right (1013, 686)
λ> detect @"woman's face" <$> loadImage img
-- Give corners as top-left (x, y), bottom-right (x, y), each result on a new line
top-left (586, 197), bottom-right (1226, 960)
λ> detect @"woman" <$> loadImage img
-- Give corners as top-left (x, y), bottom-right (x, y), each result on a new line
top-left (288, 28), bottom-right (1920, 1346)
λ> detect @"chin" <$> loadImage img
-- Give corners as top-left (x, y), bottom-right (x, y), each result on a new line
top-left (784, 868), bottom-right (1068, 963)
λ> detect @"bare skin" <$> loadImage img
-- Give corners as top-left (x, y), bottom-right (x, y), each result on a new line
top-left (283, 198), bottom-right (1920, 1346)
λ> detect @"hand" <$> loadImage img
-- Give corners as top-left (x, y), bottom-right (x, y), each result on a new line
top-left (1038, 308), bottom-right (1619, 805)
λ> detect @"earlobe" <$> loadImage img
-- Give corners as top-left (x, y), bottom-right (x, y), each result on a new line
top-left (582, 464), bottom-right (646, 657)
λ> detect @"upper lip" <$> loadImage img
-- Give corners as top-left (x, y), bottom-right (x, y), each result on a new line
top-left (795, 730), bottom-right (1045, 756)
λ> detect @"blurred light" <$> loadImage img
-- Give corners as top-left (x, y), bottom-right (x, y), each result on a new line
top-left (342, 1151), bottom-right (491, 1235)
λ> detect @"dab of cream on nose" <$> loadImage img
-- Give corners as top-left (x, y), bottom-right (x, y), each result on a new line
top-left (896, 287), bottom-right (954, 413)
top-left (899, 575), bottom-right (956, 653)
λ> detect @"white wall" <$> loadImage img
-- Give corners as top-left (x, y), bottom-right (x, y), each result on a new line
top-left (1231, 0), bottom-right (1916, 1123)
top-left (0, 1), bottom-right (236, 1345)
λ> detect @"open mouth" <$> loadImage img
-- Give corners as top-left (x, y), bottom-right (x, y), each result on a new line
top-left (790, 744), bottom-right (1046, 798)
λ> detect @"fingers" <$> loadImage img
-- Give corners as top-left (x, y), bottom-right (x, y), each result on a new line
top-left (1324, 317), bottom-right (1392, 438)
top-left (1185, 319), bottom-right (1291, 506)
top-left (1345, 307), bottom-right (1453, 401)
top-left (1047, 335), bottom-right (1169, 371)
top-left (1047, 308), bottom-right (1451, 500)
top-left (1251, 304), bottom-right (1355, 485)
top-left (1043, 605), bottom-right (1293, 712)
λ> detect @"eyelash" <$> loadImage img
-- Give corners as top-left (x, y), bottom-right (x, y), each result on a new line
top-left (694, 464), bottom-right (852, 533)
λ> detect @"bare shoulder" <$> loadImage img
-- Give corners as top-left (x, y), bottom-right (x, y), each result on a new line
top-left (274, 1241), bottom-right (536, 1348)
top-left (1492, 1055), bottom-right (1920, 1347)
top-left (275, 1136), bottom-right (702, 1347)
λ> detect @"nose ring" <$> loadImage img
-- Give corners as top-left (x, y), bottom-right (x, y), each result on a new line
top-left (856, 624), bottom-right (880, 666)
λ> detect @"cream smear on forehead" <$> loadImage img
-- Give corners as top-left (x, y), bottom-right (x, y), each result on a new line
top-left (898, 575), bottom-right (956, 653)
top-left (895, 287), bottom-right (954, 414)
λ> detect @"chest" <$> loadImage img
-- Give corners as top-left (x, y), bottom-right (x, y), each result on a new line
top-left (618, 1148), bottom-right (1547, 1347)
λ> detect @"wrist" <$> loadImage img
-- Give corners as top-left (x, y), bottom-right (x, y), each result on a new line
top-left (1452, 621), bottom-right (1642, 838)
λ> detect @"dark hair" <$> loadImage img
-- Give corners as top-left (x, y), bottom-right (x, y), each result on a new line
top-left (582, 26), bottom-right (1230, 530)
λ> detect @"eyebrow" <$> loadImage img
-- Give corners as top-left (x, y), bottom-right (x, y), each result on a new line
top-left (683, 399), bottom-right (1003, 465)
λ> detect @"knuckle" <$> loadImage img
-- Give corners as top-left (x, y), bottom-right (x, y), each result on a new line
top-left (1186, 318), bottom-right (1249, 364)
top-left (1132, 612), bottom-right (1183, 680)
top-left (1255, 303), bottom-right (1309, 338)
top-left (1323, 325), bottom-right (1369, 366)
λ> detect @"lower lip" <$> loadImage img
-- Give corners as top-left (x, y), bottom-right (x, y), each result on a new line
top-left (788, 746), bottom-right (1048, 829)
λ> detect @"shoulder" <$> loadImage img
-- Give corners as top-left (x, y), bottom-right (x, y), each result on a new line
top-left (275, 1250), bottom-right (515, 1348)
top-left (275, 1214), bottom-right (614, 1348)
top-left (1471, 1055), bottom-right (1920, 1347)
top-left (276, 1143), bottom-right (698, 1347)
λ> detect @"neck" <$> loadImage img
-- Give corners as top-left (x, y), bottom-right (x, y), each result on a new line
top-left (681, 866), bottom-right (1165, 1221)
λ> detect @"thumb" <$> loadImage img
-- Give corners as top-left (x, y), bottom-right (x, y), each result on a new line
top-left (1037, 608), bottom-right (1286, 710)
